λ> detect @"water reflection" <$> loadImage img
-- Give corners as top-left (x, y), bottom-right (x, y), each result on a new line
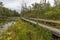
top-left (0, 22), bottom-right (16, 32)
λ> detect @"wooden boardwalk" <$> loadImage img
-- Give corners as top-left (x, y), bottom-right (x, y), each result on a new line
top-left (29, 18), bottom-right (60, 24)
top-left (21, 17), bottom-right (60, 37)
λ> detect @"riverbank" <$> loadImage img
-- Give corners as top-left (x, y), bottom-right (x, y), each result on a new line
top-left (0, 19), bottom-right (52, 40)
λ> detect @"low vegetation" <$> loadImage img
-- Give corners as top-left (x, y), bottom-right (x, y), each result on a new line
top-left (0, 19), bottom-right (52, 40)
top-left (0, 0), bottom-right (60, 40)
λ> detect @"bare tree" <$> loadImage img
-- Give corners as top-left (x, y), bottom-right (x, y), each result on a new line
top-left (54, 0), bottom-right (60, 6)
top-left (40, 0), bottom-right (46, 9)
top-left (21, 0), bottom-right (28, 11)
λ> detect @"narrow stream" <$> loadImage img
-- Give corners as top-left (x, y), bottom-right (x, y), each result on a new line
top-left (0, 21), bottom-right (16, 33)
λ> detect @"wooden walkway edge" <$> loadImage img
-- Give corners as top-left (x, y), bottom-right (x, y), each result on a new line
top-left (21, 17), bottom-right (60, 37)
top-left (29, 18), bottom-right (60, 24)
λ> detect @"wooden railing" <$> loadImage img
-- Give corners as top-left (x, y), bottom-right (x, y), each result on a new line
top-left (29, 18), bottom-right (60, 24)
top-left (21, 17), bottom-right (60, 38)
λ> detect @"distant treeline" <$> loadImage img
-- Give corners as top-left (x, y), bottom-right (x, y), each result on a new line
top-left (21, 0), bottom-right (60, 20)
top-left (0, 2), bottom-right (20, 17)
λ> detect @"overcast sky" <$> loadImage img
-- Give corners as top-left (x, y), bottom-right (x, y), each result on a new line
top-left (0, 0), bottom-right (54, 12)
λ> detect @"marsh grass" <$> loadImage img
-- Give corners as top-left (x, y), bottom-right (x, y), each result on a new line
top-left (0, 19), bottom-right (52, 40)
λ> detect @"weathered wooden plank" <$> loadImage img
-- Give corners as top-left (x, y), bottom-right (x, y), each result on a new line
top-left (29, 18), bottom-right (60, 24)
top-left (21, 17), bottom-right (60, 37)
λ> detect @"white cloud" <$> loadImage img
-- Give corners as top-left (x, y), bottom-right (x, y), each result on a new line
top-left (0, 0), bottom-right (54, 12)
top-left (4, 2), bottom-right (20, 9)
top-left (3, 0), bottom-right (21, 10)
